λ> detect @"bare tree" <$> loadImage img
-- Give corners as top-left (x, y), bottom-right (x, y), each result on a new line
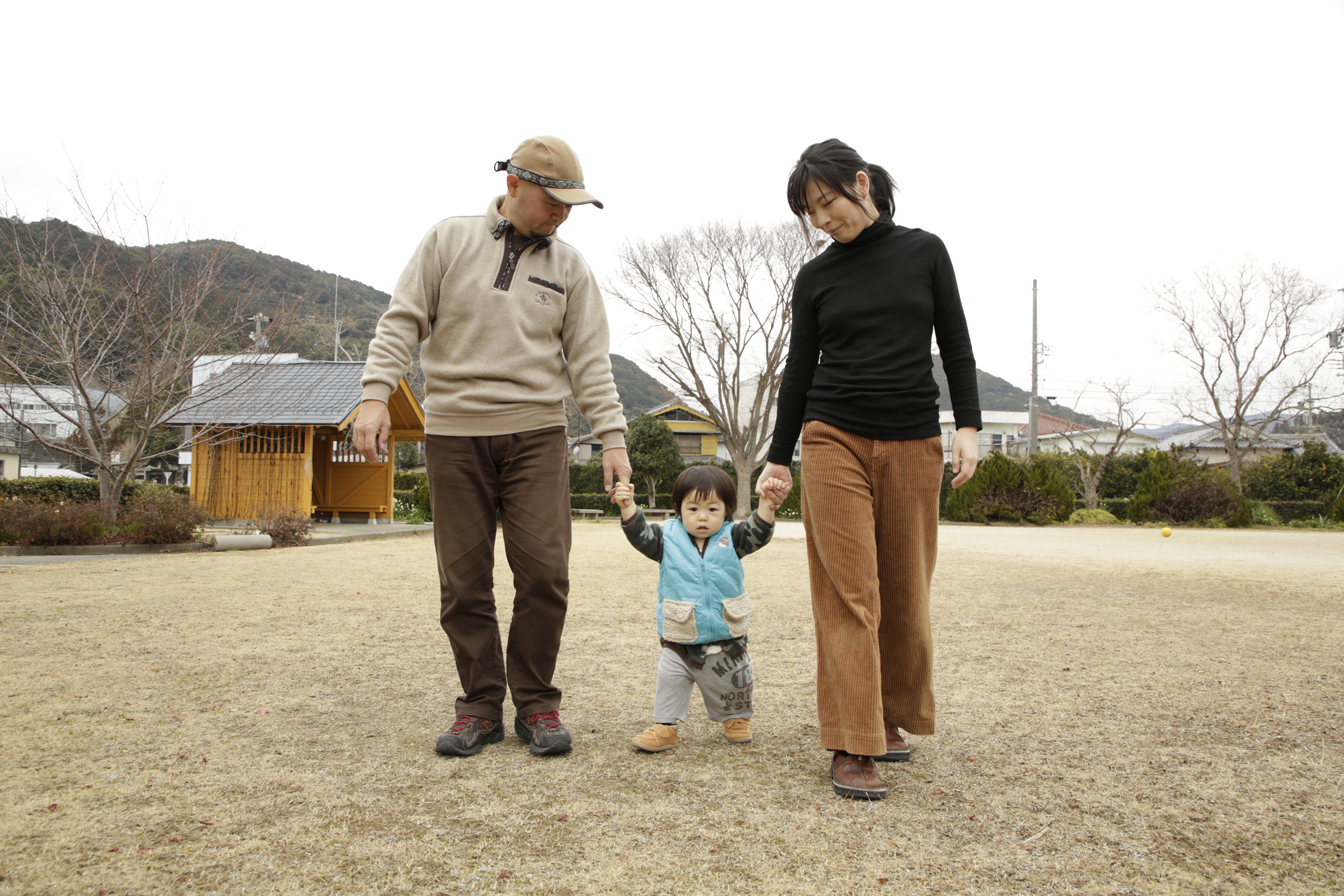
top-left (1054, 381), bottom-right (1148, 510)
top-left (0, 187), bottom-right (295, 523)
top-left (1153, 262), bottom-right (1341, 491)
top-left (608, 221), bottom-right (815, 517)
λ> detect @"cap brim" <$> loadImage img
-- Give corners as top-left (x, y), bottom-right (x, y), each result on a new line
top-left (543, 187), bottom-right (603, 209)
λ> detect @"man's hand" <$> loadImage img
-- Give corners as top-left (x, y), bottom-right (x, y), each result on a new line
top-left (352, 399), bottom-right (391, 463)
top-left (950, 427), bottom-right (980, 488)
top-left (754, 462), bottom-right (793, 501)
top-left (603, 447), bottom-right (632, 499)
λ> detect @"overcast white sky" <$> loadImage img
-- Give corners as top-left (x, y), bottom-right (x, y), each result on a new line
top-left (6, 0), bottom-right (1343, 424)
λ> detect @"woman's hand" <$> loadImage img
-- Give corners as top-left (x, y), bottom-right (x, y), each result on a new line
top-left (950, 427), bottom-right (980, 488)
top-left (755, 462), bottom-right (793, 501)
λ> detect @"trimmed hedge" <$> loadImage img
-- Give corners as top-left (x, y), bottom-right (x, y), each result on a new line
top-left (570, 493), bottom-right (623, 516)
top-left (394, 471), bottom-right (427, 492)
top-left (1264, 500), bottom-right (1328, 523)
top-left (0, 478), bottom-right (190, 504)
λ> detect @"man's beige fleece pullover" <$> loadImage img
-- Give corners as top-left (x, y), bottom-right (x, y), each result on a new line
top-left (361, 197), bottom-right (627, 448)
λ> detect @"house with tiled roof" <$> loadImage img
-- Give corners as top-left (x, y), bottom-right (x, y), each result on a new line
top-left (165, 361), bottom-right (424, 523)
top-left (645, 399), bottom-right (725, 461)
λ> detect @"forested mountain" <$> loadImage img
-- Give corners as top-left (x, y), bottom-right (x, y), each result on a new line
top-left (4, 218), bottom-right (1097, 424)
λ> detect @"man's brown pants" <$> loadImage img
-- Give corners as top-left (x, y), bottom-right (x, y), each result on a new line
top-left (425, 426), bottom-right (571, 722)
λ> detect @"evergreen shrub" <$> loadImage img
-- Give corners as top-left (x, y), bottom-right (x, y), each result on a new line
top-left (1068, 508), bottom-right (1120, 525)
top-left (413, 481), bottom-right (433, 522)
top-left (943, 453), bottom-right (1074, 525)
top-left (1100, 498), bottom-right (1129, 519)
top-left (1264, 500), bottom-right (1327, 524)
top-left (1129, 451), bottom-right (1250, 526)
top-left (393, 471), bottom-right (427, 492)
top-left (1241, 440), bottom-right (1344, 502)
top-left (1248, 501), bottom-right (1283, 527)
top-left (1097, 451), bottom-right (1154, 500)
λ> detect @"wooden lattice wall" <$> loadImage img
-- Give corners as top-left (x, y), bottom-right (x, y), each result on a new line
top-left (191, 425), bottom-right (315, 521)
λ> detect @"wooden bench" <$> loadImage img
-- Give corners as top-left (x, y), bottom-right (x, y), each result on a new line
top-left (571, 508), bottom-right (603, 521)
top-left (643, 508), bottom-right (677, 521)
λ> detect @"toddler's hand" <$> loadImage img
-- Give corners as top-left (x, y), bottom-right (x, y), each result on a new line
top-left (762, 477), bottom-right (789, 510)
top-left (612, 482), bottom-right (635, 509)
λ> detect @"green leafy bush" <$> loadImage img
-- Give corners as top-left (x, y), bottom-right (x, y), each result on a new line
top-left (568, 457), bottom-right (607, 494)
top-left (413, 480), bottom-right (433, 522)
top-left (1249, 501), bottom-right (1284, 527)
top-left (393, 497), bottom-right (429, 524)
top-left (1097, 451), bottom-right (1156, 499)
top-left (115, 494), bottom-right (209, 544)
top-left (1068, 508), bottom-right (1120, 525)
top-left (1263, 500), bottom-right (1327, 524)
top-left (1129, 451), bottom-right (1250, 526)
top-left (1100, 498), bottom-right (1129, 519)
top-left (570, 493), bottom-right (621, 516)
top-left (394, 471), bottom-right (427, 492)
top-left (943, 453), bottom-right (1074, 525)
top-left (1241, 440), bottom-right (1344, 503)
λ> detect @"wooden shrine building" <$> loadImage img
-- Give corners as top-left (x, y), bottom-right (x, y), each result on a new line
top-left (165, 361), bottom-right (424, 523)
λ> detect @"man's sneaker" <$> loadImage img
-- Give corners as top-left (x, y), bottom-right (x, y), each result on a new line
top-left (722, 718), bottom-right (753, 743)
top-left (632, 723), bottom-right (679, 752)
top-left (435, 714), bottom-right (504, 756)
top-left (514, 710), bottom-right (572, 756)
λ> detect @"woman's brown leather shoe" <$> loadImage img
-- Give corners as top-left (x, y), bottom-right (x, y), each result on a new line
top-left (876, 721), bottom-right (911, 762)
top-left (831, 751), bottom-right (887, 800)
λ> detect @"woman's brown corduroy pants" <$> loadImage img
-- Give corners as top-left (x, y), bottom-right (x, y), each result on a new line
top-left (800, 421), bottom-right (944, 757)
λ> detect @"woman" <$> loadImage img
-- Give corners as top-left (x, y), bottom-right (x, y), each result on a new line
top-left (755, 139), bottom-right (981, 800)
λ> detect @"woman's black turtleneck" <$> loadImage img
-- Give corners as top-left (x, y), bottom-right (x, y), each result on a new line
top-left (766, 218), bottom-right (981, 465)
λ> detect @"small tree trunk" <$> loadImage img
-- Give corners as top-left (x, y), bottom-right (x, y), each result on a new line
top-left (729, 449), bottom-right (754, 520)
top-left (1083, 478), bottom-right (1100, 511)
top-left (644, 474), bottom-right (659, 508)
top-left (1227, 451), bottom-right (1244, 493)
top-left (97, 469), bottom-right (121, 528)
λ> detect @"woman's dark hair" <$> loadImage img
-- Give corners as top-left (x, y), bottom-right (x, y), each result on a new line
top-left (671, 465), bottom-right (737, 520)
top-left (786, 138), bottom-right (898, 222)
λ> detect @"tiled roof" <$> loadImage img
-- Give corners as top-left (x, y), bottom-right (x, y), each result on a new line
top-left (1018, 413), bottom-right (1093, 437)
top-left (164, 362), bottom-right (368, 425)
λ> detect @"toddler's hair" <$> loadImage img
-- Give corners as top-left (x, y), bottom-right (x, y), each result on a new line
top-left (671, 465), bottom-right (737, 520)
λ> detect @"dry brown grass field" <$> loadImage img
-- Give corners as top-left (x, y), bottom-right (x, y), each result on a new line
top-left (1, 522), bottom-right (1341, 896)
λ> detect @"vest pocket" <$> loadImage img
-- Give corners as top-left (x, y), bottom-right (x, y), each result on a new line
top-left (661, 599), bottom-right (699, 643)
top-left (721, 594), bottom-right (753, 637)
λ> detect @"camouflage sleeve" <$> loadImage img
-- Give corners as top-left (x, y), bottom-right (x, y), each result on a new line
top-left (620, 510), bottom-right (664, 562)
top-left (733, 512), bottom-right (775, 558)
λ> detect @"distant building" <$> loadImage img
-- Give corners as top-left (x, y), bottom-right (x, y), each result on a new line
top-left (645, 399), bottom-right (724, 461)
top-left (1156, 425), bottom-right (1343, 466)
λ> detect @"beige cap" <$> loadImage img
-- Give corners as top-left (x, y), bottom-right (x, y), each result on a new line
top-left (494, 136), bottom-right (603, 208)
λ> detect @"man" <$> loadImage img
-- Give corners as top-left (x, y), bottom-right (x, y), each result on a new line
top-left (353, 136), bottom-right (630, 757)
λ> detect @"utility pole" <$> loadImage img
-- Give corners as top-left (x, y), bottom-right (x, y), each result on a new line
top-left (245, 313), bottom-right (272, 352)
top-left (333, 275), bottom-right (340, 362)
top-left (1028, 279), bottom-right (1040, 455)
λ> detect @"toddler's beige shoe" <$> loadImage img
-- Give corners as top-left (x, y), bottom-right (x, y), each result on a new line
top-left (722, 718), bottom-right (753, 743)
top-left (632, 723), bottom-right (679, 752)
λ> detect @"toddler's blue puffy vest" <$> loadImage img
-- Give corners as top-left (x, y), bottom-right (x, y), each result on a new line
top-left (656, 518), bottom-right (751, 644)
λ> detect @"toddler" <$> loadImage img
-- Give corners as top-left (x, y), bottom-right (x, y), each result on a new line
top-left (614, 464), bottom-right (790, 752)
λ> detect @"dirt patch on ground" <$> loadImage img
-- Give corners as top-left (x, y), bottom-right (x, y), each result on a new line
top-left (2, 523), bottom-right (1341, 895)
